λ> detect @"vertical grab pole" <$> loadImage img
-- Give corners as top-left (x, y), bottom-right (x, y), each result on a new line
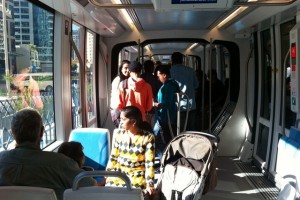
top-left (281, 50), bottom-right (290, 135)
top-left (176, 93), bottom-right (181, 136)
top-left (182, 92), bottom-right (190, 133)
top-left (69, 32), bottom-right (87, 127)
top-left (176, 92), bottom-right (190, 135)
top-left (208, 38), bottom-right (213, 134)
top-left (138, 39), bottom-right (141, 62)
top-left (2, 0), bottom-right (10, 96)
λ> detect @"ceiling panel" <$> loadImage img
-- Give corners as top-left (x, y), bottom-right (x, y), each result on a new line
top-left (81, 0), bottom-right (235, 35)
top-left (135, 9), bottom-right (226, 31)
top-left (131, 0), bottom-right (230, 31)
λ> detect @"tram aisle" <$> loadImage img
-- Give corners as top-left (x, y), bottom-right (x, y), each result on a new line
top-left (202, 156), bottom-right (277, 200)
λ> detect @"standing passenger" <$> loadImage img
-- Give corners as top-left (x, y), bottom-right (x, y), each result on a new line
top-left (0, 108), bottom-right (96, 200)
top-left (105, 106), bottom-right (156, 199)
top-left (110, 60), bottom-right (130, 127)
top-left (207, 69), bottom-right (226, 122)
top-left (117, 61), bottom-right (153, 121)
top-left (12, 65), bottom-right (43, 110)
top-left (141, 60), bottom-right (162, 127)
top-left (170, 52), bottom-right (199, 131)
top-left (153, 65), bottom-right (180, 158)
top-left (141, 60), bottom-right (162, 101)
top-left (195, 70), bottom-right (209, 130)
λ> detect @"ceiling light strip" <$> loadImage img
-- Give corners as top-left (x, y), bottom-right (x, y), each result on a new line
top-left (121, 0), bottom-right (143, 31)
top-left (233, 0), bottom-right (296, 7)
top-left (210, 0), bottom-right (297, 30)
top-left (88, 0), bottom-right (153, 9)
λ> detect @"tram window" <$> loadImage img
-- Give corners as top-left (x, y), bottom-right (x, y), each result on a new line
top-left (118, 45), bottom-right (138, 66)
top-left (260, 29), bottom-right (272, 119)
top-left (0, 0), bottom-right (55, 150)
top-left (280, 19), bottom-right (296, 128)
top-left (257, 124), bottom-right (269, 161)
top-left (85, 30), bottom-right (96, 125)
top-left (124, 50), bottom-right (129, 60)
top-left (71, 22), bottom-right (83, 129)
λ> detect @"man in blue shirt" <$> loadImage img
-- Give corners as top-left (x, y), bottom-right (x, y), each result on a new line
top-left (0, 108), bottom-right (96, 200)
top-left (170, 52), bottom-right (199, 132)
top-left (154, 65), bottom-right (180, 158)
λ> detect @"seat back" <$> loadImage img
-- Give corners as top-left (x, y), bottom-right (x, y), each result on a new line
top-left (64, 186), bottom-right (143, 200)
top-left (69, 128), bottom-right (110, 171)
top-left (64, 171), bottom-right (144, 200)
top-left (0, 186), bottom-right (57, 200)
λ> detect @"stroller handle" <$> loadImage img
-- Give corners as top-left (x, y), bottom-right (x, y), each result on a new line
top-left (182, 131), bottom-right (220, 143)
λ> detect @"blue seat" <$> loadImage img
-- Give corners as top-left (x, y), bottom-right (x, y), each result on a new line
top-left (69, 128), bottom-right (111, 171)
top-left (289, 127), bottom-right (300, 142)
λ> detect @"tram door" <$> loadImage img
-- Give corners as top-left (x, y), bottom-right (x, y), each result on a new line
top-left (253, 19), bottom-right (296, 177)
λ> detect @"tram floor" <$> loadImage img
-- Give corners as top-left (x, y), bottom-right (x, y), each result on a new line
top-left (202, 156), bottom-right (279, 200)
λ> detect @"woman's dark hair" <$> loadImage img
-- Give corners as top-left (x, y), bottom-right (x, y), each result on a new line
top-left (58, 141), bottom-right (84, 167)
top-left (121, 106), bottom-right (153, 132)
top-left (118, 60), bottom-right (130, 81)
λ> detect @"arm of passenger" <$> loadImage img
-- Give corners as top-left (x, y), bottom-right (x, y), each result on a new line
top-left (63, 159), bottom-right (97, 188)
top-left (30, 80), bottom-right (44, 109)
top-left (193, 72), bottom-right (199, 89)
top-left (145, 134), bottom-right (155, 185)
top-left (159, 87), bottom-right (168, 123)
top-left (117, 89), bottom-right (125, 110)
top-left (159, 85), bottom-right (176, 124)
top-left (145, 134), bottom-right (156, 195)
top-left (145, 85), bottom-right (153, 112)
top-left (78, 175), bottom-right (97, 187)
top-left (106, 130), bottom-right (120, 171)
top-left (110, 77), bottom-right (120, 108)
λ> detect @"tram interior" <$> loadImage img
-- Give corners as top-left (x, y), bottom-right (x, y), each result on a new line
top-left (1, 0), bottom-right (300, 199)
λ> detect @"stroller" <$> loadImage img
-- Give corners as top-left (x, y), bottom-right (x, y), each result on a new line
top-left (155, 131), bottom-right (219, 200)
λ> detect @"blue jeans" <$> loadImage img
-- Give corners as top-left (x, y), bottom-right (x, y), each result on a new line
top-left (153, 120), bottom-right (176, 159)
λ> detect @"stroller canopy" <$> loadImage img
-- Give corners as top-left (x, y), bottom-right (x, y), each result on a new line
top-left (160, 132), bottom-right (215, 168)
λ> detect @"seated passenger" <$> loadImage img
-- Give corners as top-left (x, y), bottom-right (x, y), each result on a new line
top-left (58, 141), bottom-right (93, 171)
top-left (0, 108), bottom-right (96, 200)
top-left (105, 106), bottom-right (156, 199)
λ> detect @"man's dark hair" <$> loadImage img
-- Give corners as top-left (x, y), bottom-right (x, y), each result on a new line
top-left (156, 65), bottom-right (170, 76)
top-left (11, 108), bottom-right (43, 144)
top-left (143, 60), bottom-right (155, 73)
top-left (171, 52), bottom-right (183, 64)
